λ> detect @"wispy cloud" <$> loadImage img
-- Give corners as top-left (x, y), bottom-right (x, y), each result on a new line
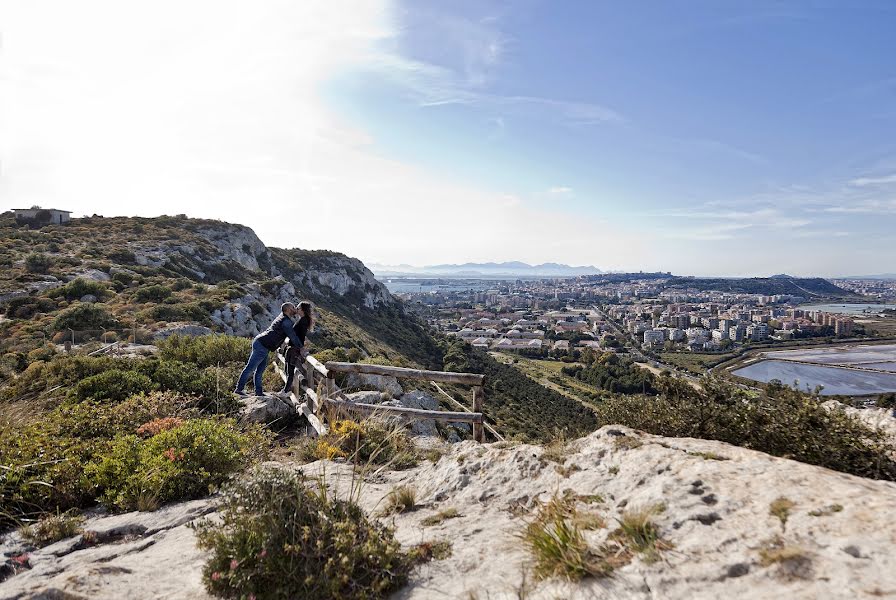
top-left (850, 173), bottom-right (896, 187)
top-left (363, 10), bottom-right (623, 126)
top-left (548, 186), bottom-right (573, 194)
top-left (822, 199), bottom-right (896, 214)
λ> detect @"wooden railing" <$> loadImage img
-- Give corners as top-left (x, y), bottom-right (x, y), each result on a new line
top-left (272, 351), bottom-right (488, 442)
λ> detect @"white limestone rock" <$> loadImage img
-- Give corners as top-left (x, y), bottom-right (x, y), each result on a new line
top-left (344, 374), bottom-right (404, 397)
top-left (239, 395), bottom-right (293, 425)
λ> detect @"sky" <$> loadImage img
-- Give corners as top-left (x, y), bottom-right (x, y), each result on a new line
top-left (1, 0), bottom-right (895, 277)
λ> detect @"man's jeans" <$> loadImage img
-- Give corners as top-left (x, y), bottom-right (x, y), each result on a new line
top-left (236, 339), bottom-right (269, 394)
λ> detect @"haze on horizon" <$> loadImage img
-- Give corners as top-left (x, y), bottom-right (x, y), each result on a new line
top-left (2, 1), bottom-right (895, 278)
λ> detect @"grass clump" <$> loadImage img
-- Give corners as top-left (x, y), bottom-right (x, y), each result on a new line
top-left (612, 505), bottom-right (670, 561)
top-left (289, 418), bottom-right (418, 470)
top-left (193, 466), bottom-right (409, 600)
top-left (88, 418), bottom-right (268, 511)
top-left (769, 497), bottom-right (795, 532)
top-left (421, 507), bottom-right (460, 527)
top-left (408, 540), bottom-right (452, 564)
top-left (381, 485), bottom-right (417, 516)
top-left (19, 511), bottom-right (85, 547)
top-left (522, 494), bottom-right (613, 581)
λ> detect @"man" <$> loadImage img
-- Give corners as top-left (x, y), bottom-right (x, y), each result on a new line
top-left (234, 302), bottom-right (305, 396)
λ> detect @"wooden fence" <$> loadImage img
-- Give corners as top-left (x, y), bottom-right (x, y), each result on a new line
top-left (272, 351), bottom-right (488, 442)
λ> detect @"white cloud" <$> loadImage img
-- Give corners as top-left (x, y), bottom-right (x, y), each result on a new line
top-left (850, 173), bottom-right (896, 187)
top-left (548, 186), bottom-right (573, 194)
top-left (0, 0), bottom-right (642, 268)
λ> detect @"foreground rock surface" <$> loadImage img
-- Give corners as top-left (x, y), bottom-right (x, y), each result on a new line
top-left (4, 426), bottom-right (896, 599)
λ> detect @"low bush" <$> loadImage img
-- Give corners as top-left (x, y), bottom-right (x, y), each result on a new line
top-left (88, 418), bottom-right (268, 511)
top-left (53, 303), bottom-right (120, 331)
top-left (19, 511), bottom-right (85, 547)
top-left (24, 253), bottom-right (52, 274)
top-left (594, 376), bottom-right (896, 481)
top-left (193, 466), bottom-right (409, 600)
top-left (49, 278), bottom-right (110, 302)
top-left (0, 392), bottom-right (221, 525)
top-left (323, 419), bottom-right (418, 469)
top-left (71, 369), bottom-right (155, 402)
top-left (133, 284), bottom-right (172, 303)
top-left (157, 334), bottom-right (250, 368)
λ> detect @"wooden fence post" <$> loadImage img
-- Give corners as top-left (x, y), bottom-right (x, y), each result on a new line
top-left (472, 386), bottom-right (484, 442)
top-left (305, 359), bottom-right (315, 412)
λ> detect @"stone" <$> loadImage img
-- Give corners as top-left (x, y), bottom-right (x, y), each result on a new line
top-left (78, 295), bottom-right (97, 303)
top-left (343, 391), bottom-right (385, 405)
top-left (344, 374), bottom-right (403, 397)
top-left (240, 395), bottom-right (293, 424)
top-left (400, 390), bottom-right (439, 411)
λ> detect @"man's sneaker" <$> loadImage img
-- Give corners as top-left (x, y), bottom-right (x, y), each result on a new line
top-left (233, 389), bottom-right (248, 397)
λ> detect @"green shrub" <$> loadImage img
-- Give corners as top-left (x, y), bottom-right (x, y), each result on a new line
top-left (88, 418), bottom-right (268, 511)
top-left (19, 511), bottom-right (85, 547)
top-left (2, 296), bottom-right (57, 319)
top-left (71, 369), bottom-right (154, 402)
top-left (49, 278), bottom-right (110, 301)
top-left (594, 376), bottom-right (896, 481)
top-left (25, 253), bottom-right (52, 273)
top-left (193, 466), bottom-right (409, 600)
top-left (134, 284), bottom-right (172, 303)
top-left (53, 303), bottom-right (120, 331)
top-left (157, 334), bottom-right (250, 368)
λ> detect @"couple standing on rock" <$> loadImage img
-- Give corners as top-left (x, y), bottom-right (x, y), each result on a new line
top-left (234, 301), bottom-right (313, 397)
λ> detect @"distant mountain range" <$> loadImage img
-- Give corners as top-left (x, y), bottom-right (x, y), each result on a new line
top-left (370, 261), bottom-right (603, 278)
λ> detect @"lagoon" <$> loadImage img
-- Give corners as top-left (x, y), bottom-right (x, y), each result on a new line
top-left (732, 360), bottom-right (896, 395)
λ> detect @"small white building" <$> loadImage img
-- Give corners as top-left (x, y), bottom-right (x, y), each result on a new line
top-left (13, 207), bottom-right (72, 224)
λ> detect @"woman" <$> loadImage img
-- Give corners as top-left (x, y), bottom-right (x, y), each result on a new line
top-left (281, 300), bottom-right (314, 394)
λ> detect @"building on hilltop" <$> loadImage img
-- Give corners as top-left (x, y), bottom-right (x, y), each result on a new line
top-left (13, 207), bottom-right (72, 225)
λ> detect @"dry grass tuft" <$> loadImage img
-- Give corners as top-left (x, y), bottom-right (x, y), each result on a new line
top-left (380, 485), bottom-right (417, 516)
top-left (408, 540), bottom-right (452, 564)
top-left (421, 507), bottom-right (460, 527)
top-left (612, 505), bottom-right (671, 561)
top-left (521, 493), bottom-right (618, 581)
top-left (769, 497), bottom-right (796, 532)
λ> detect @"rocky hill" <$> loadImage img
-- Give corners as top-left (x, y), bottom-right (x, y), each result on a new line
top-left (3, 425), bottom-right (896, 599)
top-left (0, 212), bottom-right (439, 368)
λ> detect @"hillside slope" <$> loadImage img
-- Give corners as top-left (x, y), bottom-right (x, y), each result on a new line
top-left (0, 213), bottom-right (441, 368)
top-left (4, 426), bottom-right (895, 599)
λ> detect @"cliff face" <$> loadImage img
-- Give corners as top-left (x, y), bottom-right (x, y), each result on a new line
top-left (4, 426), bottom-right (896, 599)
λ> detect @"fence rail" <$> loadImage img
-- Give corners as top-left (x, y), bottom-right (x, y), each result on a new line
top-left (272, 350), bottom-right (489, 442)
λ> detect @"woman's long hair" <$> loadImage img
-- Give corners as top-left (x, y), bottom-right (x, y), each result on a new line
top-left (298, 300), bottom-right (314, 331)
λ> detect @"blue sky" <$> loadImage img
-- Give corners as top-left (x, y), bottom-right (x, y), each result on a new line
top-left (2, 1), bottom-right (895, 276)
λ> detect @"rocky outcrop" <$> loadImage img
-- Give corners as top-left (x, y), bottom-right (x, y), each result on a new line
top-left (239, 395), bottom-right (293, 425)
top-left (0, 499), bottom-right (216, 600)
top-left (194, 224), bottom-right (270, 273)
top-left (345, 373), bottom-right (404, 397)
top-left (4, 428), bottom-right (896, 599)
top-left (209, 279), bottom-right (297, 337)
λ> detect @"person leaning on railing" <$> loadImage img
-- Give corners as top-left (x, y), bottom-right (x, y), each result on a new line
top-left (234, 302), bottom-right (305, 397)
top-left (280, 301), bottom-right (314, 395)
